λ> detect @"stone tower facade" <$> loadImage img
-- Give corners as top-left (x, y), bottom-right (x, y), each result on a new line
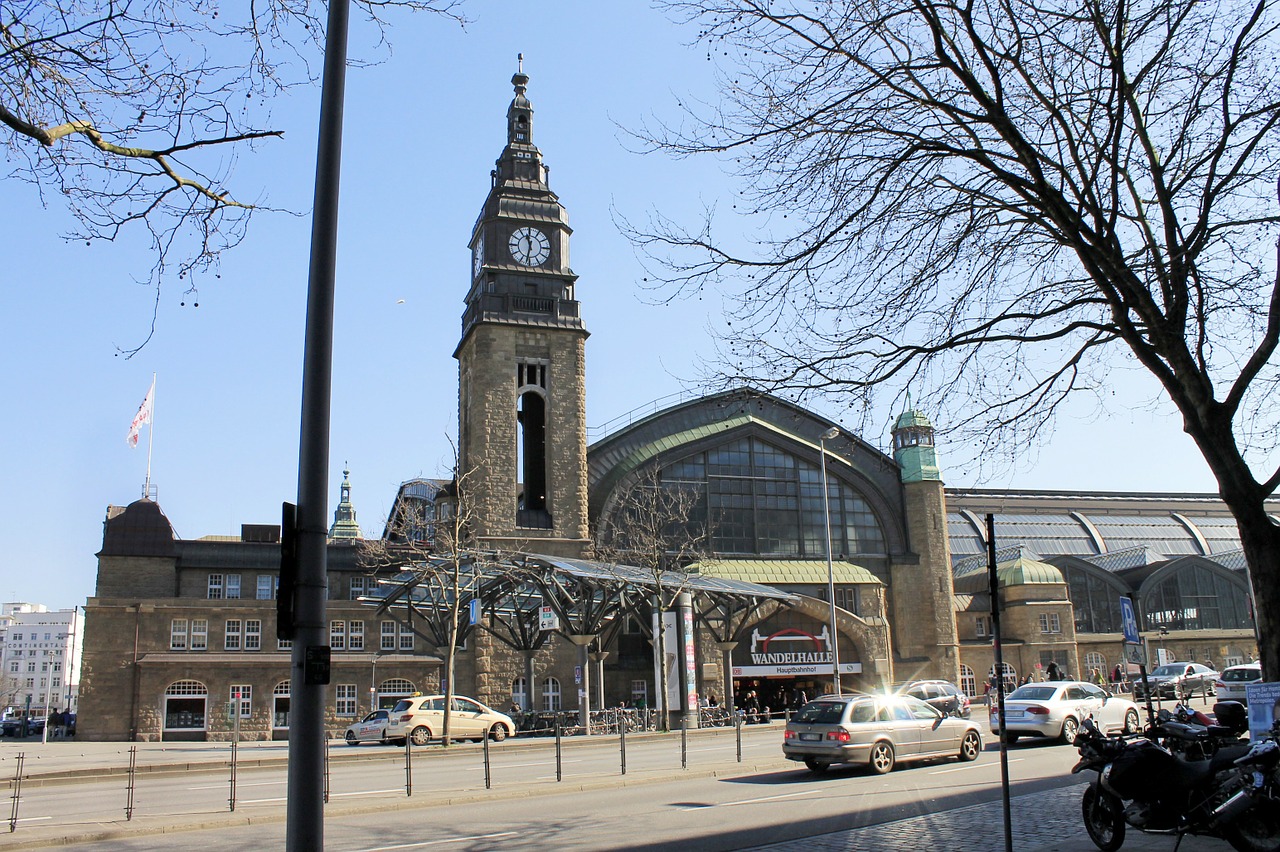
top-left (454, 66), bottom-right (590, 557)
top-left (888, 406), bottom-right (961, 679)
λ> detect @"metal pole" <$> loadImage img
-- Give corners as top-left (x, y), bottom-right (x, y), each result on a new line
top-left (681, 716), bottom-right (688, 769)
top-left (8, 753), bottom-right (23, 832)
top-left (287, 0), bottom-right (350, 841)
top-left (404, 735), bottom-right (412, 797)
top-left (483, 731), bottom-right (491, 789)
top-left (820, 427), bottom-right (842, 694)
top-left (735, 711), bottom-right (743, 762)
top-left (620, 714), bottom-right (627, 775)
top-left (987, 514), bottom-right (1013, 852)
top-left (125, 746), bottom-right (136, 820)
top-left (229, 738), bottom-right (238, 812)
top-left (554, 716), bottom-right (563, 781)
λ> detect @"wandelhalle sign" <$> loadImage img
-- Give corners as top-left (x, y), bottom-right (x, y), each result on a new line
top-left (731, 626), bottom-right (862, 678)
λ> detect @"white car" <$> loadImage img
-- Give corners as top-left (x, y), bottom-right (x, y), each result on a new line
top-left (1216, 662), bottom-right (1262, 705)
top-left (343, 709), bottom-right (392, 745)
top-left (385, 695), bottom-right (515, 746)
top-left (990, 680), bottom-right (1141, 745)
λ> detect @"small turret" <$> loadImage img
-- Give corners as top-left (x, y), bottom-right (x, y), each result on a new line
top-left (892, 398), bottom-right (941, 483)
top-left (329, 467), bottom-right (362, 540)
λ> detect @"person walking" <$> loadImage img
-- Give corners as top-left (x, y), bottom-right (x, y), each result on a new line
top-left (1045, 660), bottom-right (1063, 681)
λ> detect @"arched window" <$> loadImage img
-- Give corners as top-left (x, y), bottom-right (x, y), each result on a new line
top-left (163, 680), bottom-right (208, 731)
top-left (541, 677), bottom-right (562, 711)
top-left (1060, 565), bottom-right (1126, 634)
top-left (379, 678), bottom-right (415, 699)
top-left (1140, 563), bottom-right (1252, 631)
top-left (512, 677), bottom-right (528, 711)
top-left (988, 663), bottom-right (1017, 692)
top-left (1083, 652), bottom-right (1107, 681)
top-left (959, 664), bottom-right (976, 698)
top-left (273, 680), bottom-right (291, 729)
top-left (658, 437), bottom-right (886, 560)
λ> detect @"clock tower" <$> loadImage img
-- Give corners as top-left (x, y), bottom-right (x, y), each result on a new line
top-left (454, 63), bottom-right (591, 557)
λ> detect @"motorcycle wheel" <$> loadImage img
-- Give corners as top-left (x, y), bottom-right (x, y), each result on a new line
top-left (1226, 797), bottom-right (1280, 852)
top-left (1081, 785), bottom-right (1126, 852)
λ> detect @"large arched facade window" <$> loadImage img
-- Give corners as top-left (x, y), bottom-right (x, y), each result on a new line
top-left (1140, 561), bottom-right (1252, 631)
top-left (660, 437), bottom-right (887, 561)
top-left (1057, 562), bottom-right (1129, 634)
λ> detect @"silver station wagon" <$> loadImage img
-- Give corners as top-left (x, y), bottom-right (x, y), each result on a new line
top-left (783, 694), bottom-right (982, 774)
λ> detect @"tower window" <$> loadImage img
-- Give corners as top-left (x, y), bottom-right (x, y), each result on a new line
top-left (517, 363), bottom-right (547, 390)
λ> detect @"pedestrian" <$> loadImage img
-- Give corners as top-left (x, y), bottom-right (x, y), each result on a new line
top-left (1045, 661), bottom-right (1063, 681)
top-left (1112, 664), bottom-right (1123, 684)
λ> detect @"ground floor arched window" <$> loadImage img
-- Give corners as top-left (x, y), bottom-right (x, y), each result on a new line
top-left (542, 677), bottom-right (562, 711)
top-left (989, 663), bottom-right (1017, 692)
top-left (1083, 652), bottom-right (1107, 683)
top-left (959, 664), bottom-right (976, 698)
top-left (512, 677), bottom-right (528, 710)
top-left (378, 678), bottom-right (415, 709)
top-left (163, 680), bottom-right (208, 734)
top-left (273, 680), bottom-right (290, 731)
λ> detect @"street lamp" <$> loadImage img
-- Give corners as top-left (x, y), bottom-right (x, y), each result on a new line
top-left (819, 426), bottom-right (842, 696)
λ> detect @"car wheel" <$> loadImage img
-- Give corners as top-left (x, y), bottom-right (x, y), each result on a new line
top-left (869, 741), bottom-right (895, 774)
top-left (410, 725), bottom-right (432, 746)
top-left (1060, 717), bottom-right (1079, 745)
top-left (803, 757), bottom-right (830, 774)
top-left (959, 730), bottom-right (981, 761)
top-left (345, 731), bottom-right (358, 746)
top-left (1123, 709), bottom-right (1141, 734)
top-left (1002, 732), bottom-right (1020, 745)
top-left (489, 724), bottom-right (508, 742)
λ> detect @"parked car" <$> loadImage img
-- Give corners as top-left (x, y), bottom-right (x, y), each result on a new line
top-left (1132, 662), bottom-right (1219, 700)
top-left (990, 680), bottom-right (1140, 745)
top-left (385, 695), bottom-right (515, 746)
top-left (1, 715), bottom-right (45, 737)
top-left (783, 693), bottom-right (982, 774)
top-left (901, 680), bottom-right (971, 719)
top-left (343, 709), bottom-right (393, 745)
top-left (1215, 662), bottom-right (1263, 705)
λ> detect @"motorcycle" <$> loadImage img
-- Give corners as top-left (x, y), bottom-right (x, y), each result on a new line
top-left (1153, 701), bottom-right (1251, 762)
top-left (1073, 715), bottom-right (1280, 851)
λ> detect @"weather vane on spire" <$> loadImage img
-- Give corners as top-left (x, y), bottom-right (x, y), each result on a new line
top-left (518, 53), bottom-right (523, 73)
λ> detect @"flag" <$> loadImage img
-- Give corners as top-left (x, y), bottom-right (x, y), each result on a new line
top-left (127, 377), bottom-right (155, 448)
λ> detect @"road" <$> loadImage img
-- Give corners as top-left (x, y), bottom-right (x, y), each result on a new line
top-left (2, 724), bottom-right (1085, 850)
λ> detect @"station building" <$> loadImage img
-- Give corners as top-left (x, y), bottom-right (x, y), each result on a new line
top-left (77, 70), bottom-right (1260, 741)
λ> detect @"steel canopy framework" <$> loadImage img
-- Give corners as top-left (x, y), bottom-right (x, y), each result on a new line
top-left (363, 552), bottom-right (798, 687)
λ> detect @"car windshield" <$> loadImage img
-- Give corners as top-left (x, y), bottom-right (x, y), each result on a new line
top-left (391, 699), bottom-right (412, 713)
top-left (794, 700), bottom-right (850, 724)
top-left (1007, 685), bottom-right (1060, 701)
top-left (1151, 665), bottom-right (1186, 677)
top-left (1223, 667), bottom-right (1261, 682)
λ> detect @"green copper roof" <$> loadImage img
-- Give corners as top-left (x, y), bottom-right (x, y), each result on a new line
top-left (894, 408), bottom-right (933, 431)
top-left (953, 553), bottom-right (1064, 592)
top-left (329, 469), bottom-right (362, 540)
top-left (690, 559), bottom-right (883, 585)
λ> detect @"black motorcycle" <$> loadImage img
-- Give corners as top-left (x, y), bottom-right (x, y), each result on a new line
top-left (1073, 713), bottom-right (1280, 851)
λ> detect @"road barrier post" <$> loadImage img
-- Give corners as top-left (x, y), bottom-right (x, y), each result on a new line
top-left (404, 735), bottom-right (413, 797)
top-left (620, 714), bottom-right (627, 776)
top-left (681, 716), bottom-right (688, 769)
top-left (555, 715), bottom-right (563, 782)
top-left (735, 712), bottom-right (743, 762)
top-left (125, 746), bottom-right (137, 820)
top-left (8, 752), bottom-right (23, 832)
top-left (228, 740), bottom-right (238, 812)
top-left (483, 731), bottom-right (492, 790)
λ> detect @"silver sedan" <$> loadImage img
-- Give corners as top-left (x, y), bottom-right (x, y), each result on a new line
top-left (783, 694), bottom-right (983, 774)
top-left (990, 681), bottom-right (1141, 745)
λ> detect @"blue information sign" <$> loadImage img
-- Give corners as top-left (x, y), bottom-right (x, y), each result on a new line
top-left (1120, 596), bottom-right (1140, 645)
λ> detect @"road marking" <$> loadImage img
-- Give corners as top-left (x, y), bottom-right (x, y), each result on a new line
top-left (188, 780), bottom-right (282, 790)
top-left (13, 816), bottom-right (53, 824)
top-left (677, 789), bottom-right (821, 810)
top-left (329, 789), bottom-right (404, 798)
top-left (929, 757), bottom-right (1024, 775)
top-left (343, 832), bottom-right (518, 850)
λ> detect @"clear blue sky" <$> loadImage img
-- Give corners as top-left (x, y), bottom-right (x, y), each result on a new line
top-left (0, 1), bottom-right (1218, 611)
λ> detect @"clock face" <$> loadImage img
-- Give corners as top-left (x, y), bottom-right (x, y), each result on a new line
top-left (473, 233), bottom-right (485, 278)
top-left (509, 227), bottom-right (550, 266)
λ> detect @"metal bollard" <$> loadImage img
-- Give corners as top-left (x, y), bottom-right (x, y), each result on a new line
top-left (483, 730), bottom-right (492, 790)
top-left (8, 752), bottom-right (24, 832)
top-left (555, 716), bottom-right (563, 782)
top-left (228, 740), bottom-right (238, 812)
top-left (404, 734), bottom-right (413, 797)
top-left (323, 738), bottom-right (330, 804)
top-left (681, 716), bottom-right (688, 769)
top-left (735, 711), bottom-right (743, 762)
top-left (125, 746), bottom-right (137, 820)
top-left (620, 715), bottom-right (627, 776)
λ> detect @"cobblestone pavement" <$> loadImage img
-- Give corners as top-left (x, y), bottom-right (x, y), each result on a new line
top-left (743, 783), bottom-right (1231, 852)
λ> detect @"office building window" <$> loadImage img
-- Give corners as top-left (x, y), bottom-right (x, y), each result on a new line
top-left (245, 620), bottom-right (261, 651)
top-left (225, 620), bottom-right (242, 651)
top-left (350, 576), bottom-right (368, 600)
top-left (208, 574), bottom-right (224, 599)
top-left (330, 621), bottom-right (347, 651)
top-left (257, 575), bottom-right (275, 600)
top-left (381, 621), bottom-right (397, 651)
top-left (335, 684), bottom-right (356, 717)
top-left (170, 619), bottom-right (189, 650)
top-left (349, 621), bottom-right (364, 651)
top-left (1039, 612), bottom-right (1062, 634)
top-left (226, 574), bottom-right (242, 600)
top-left (191, 619), bottom-right (208, 651)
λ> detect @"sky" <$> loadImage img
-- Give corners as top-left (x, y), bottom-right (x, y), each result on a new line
top-left (0, 1), bottom-right (1222, 612)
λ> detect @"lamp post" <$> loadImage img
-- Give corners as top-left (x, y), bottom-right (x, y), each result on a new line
top-left (819, 426), bottom-right (842, 695)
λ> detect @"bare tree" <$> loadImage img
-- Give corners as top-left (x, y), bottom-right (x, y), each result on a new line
top-left (632, 1), bottom-right (1280, 677)
top-left (2, 0), bottom-right (462, 353)
top-left (594, 467), bottom-right (709, 730)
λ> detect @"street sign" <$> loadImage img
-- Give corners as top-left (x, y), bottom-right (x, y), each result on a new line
top-left (539, 605), bottom-right (559, 632)
top-left (1124, 643), bottom-right (1146, 667)
top-left (1119, 596), bottom-right (1140, 645)
top-left (469, 598), bottom-right (480, 626)
top-left (574, 665), bottom-right (582, 685)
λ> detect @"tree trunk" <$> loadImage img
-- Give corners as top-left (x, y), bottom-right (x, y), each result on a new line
top-left (1223, 495), bottom-right (1279, 681)
top-left (655, 596), bottom-right (670, 733)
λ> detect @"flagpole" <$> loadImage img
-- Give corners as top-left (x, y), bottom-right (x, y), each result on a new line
top-left (145, 373), bottom-right (156, 498)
